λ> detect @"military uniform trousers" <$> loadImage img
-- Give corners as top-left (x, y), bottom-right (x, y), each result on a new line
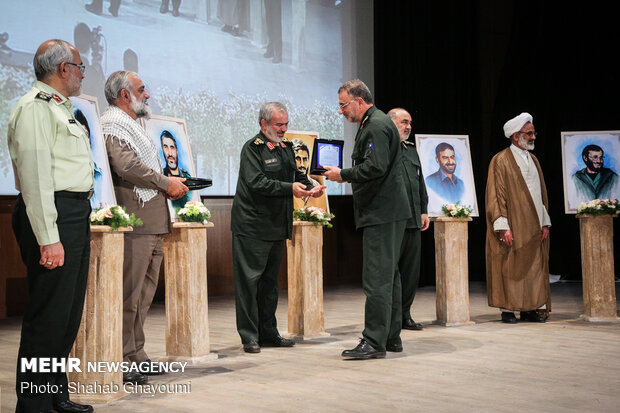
top-left (12, 194), bottom-right (91, 413)
top-left (399, 227), bottom-right (422, 321)
top-left (361, 220), bottom-right (407, 351)
top-left (233, 234), bottom-right (284, 344)
top-left (123, 233), bottom-right (164, 363)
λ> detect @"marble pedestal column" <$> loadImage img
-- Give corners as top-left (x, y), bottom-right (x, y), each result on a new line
top-left (286, 221), bottom-right (329, 339)
top-left (432, 217), bottom-right (475, 326)
top-left (578, 214), bottom-right (619, 322)
top-left (163, 222), bottom-right (217, 364)
top-left (69, 226), bottom-right (132, 403)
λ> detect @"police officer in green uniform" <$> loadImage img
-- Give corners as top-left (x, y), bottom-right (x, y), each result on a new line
top-left (231, 102), bottom-right (325, 353)
top-left (324, 80), bottom-right (411, 359)
top-left (160, 130), bottom-right (192, 209)
top-left (388, 108), bottom-right (430, 331)
top-left (8, 39), bottom-right (94, 413)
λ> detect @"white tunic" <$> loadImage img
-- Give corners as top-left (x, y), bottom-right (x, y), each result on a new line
top-left (493, 144), bottom-right (551, 231)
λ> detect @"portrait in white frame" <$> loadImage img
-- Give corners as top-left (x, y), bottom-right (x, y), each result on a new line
top-left (69, 95), bottom-right (116, 210)
top-left (560, 130), bottom-right (620, 213)
top-left (141, 115), bottom-right (201, 220)
top-left (414, 134), bottom-right (478, 217)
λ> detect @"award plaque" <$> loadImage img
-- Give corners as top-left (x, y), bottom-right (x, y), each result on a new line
top-left (310, 138), bottom-right (344, 175)
top-left (183, 177), bottom-right (213, 190)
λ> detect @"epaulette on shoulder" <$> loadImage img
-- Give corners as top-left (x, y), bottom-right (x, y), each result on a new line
top-left (282, 138), bottom-right (292, 145)
top-left (35, 91), bottom-right (53, 102)
top-left (254, 137), bottom-right (265, 145)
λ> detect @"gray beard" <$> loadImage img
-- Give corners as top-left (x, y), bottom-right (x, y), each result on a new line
top-left (130, 93), bottom-right (152, 118)
top-left (518, 135), bottom-right (535, 150)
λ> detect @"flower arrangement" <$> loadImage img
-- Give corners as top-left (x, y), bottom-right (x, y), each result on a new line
top-left (577, 199), bottom-right (620, 216)
top-left (90, 205), bottom-right (143, 231)
top-left (176, 200), bottom-right (211, 223)
top-left (441, 202), bottom-right (472, 220)
top-left (293, 206), bottom-right (335, 228)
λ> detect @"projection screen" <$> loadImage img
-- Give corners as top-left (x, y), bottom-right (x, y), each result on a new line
top-left (0, 0), bottom-right (373, 196)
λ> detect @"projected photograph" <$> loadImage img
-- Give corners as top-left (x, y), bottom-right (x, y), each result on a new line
top-left (415, 134), bottom-right (478, 217)
top-left (69, 94), bottom-right (116, 209)
top-left (142, 115), bottom-right (201, 220)
top-left (561, 130), bottom-right (620, 213)
top-left (0, 0), bottom-right (355, 196)
top-left (284, 131), bottom-right (329, 213)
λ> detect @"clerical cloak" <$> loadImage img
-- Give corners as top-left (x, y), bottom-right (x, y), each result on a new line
top-left (485, 147), bottom-right (551, 312)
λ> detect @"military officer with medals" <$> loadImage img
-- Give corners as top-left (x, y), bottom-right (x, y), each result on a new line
top-left (388, 108), bottom-right (430, 331)
top-left (231, 102), bottom-right (325, 353)
top-left (324, 80), bottom-right (411, 359)
top-left (8, 39), bottom-right (95, 413)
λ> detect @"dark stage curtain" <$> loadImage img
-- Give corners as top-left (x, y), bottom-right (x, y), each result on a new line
top-left (373, 1), bottom-right (620, 284)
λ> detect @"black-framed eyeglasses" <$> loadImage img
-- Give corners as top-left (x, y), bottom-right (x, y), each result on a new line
top-left (65, 62), bottom-right (86, 74)
top-left (519, 131), bottom-right (538, 137)
top-left (339, 98), bottom-right (356, 110)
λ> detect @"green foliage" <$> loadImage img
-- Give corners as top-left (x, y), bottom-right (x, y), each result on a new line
top-left (90, 205), bottom-right (143, 231)
top-left (441, 201), bottom-right (472, 221)
top-left (577, 199), bottom-right (620, 216)
top-left (293, 206), bottom-right (335, 228)
top-left (176, 201), bottom-right (211, 223)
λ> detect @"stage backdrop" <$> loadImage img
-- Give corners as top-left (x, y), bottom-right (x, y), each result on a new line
top-left (0, 0), bottom-right (374, 196)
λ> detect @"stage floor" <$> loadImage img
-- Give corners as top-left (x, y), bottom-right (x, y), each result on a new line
top-left (1, 282), bottom-right (619, 412)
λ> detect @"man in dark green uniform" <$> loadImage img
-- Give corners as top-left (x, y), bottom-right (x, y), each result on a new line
top-left (324, 80), bottom-right (411, 359)
top-left (231, 102), bottom-right (325, 353)
top-left (388, 108), bottom-right (430, 331)
top-left (9, 39), bottom-right (94, 413)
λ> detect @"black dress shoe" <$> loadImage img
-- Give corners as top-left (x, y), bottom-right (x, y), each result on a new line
top-left (259, 336), bottom-right (295, 347)
top-left (243, 341), bottom-right (261, 353)
top-left (342, 339), bottom-right (386, 359)
top-left (520, 310), bottom-right (546, 323)
top-left (501, 311), bottom-right (518, 323)
top-left (402, 318), bottom-right (423, 330)
top-left (386, 342), bottom-right (403, 352)
top-left (53, 400), bottom-right (94, 413)
top-left (139, 359), bottom-right (164, 375)
top-left (123, 371), bottom-right (148, 384)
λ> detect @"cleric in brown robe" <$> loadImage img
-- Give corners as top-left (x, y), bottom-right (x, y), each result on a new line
top-left (485, 112), bottom-right (551, 324)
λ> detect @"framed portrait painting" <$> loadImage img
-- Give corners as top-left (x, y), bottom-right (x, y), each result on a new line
top-left (69, 95), bottom-right (116, 210)
top-left (141, 115), bottom-right (201, 220)
top-left (284, 131), bottom-right (330, 213)
top-left (561, 130), bottom-right (620, 213)
top-left (414, 134), bottom-right (479, 217)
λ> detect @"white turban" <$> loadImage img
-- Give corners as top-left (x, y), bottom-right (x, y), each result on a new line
top-left (503, 112), bottom-right (533, 138)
